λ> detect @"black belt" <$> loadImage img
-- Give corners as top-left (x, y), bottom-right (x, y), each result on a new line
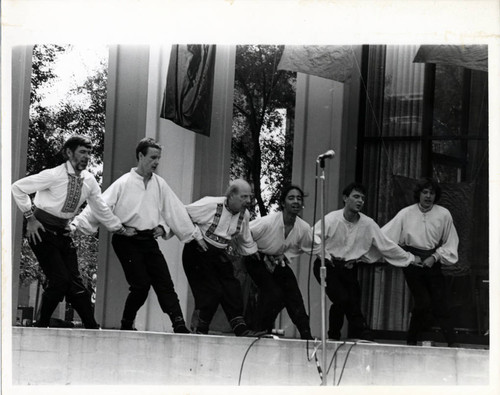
top-left (34, 207), bottom-right (70, 231)
top-left (331, 258), bottom-right (358, 269)
top-left (130, 229), bottom-right (155, 240)
top-left (401, 245), bottom-right (437, 259)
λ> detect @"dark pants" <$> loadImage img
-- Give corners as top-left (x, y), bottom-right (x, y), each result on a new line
top-left (244, 254), bottom-right (311, 337)
top-left (112, 234), bottom-right (184, 325)
top-left (313, 258), bottom-right (368, 339)
top-left (182, 241), bottom-right (247, 334)
top-left (29, 230), bottom-right (98, 328)
top-left (403, 260), bottom-right (456, 345)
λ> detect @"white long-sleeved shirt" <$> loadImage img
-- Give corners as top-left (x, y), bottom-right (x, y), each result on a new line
top-left (12, 161), bottom-right (122, 231)
top-left (73, 168), bottom-right (201, 243)
top-left (382, 204), bottom-right (459, 266)
top-left (313, 209), bottom-right (414, 267)
top-left (250, 211), bottom-right (321, 261)
top-left (185, 196), bottom-right (257, 256)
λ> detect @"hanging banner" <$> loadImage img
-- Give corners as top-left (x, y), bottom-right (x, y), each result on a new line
top-left (413, 45), bottom-right (488, 72)
top-left (161, 44), bottom-right (216, 136)
top-left (277, 45), bottom-right (354, 82)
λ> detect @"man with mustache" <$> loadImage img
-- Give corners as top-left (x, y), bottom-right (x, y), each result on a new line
top-left (313, 182), bottom-right (421, 341)
top-left (382, 178), bottom-right (459, 347)
top-left (182, 179), bottom-right (265, 337)
top-left (74, 137), bottom-right (203, 333)
top-left (12, 135), bottom-right (131, 329)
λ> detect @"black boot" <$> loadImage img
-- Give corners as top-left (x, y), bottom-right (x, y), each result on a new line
top-left (299, 328), bottom-right (314, 340)
top-left (230, 316), bottom-right (267, 337)
top-left (35, 293), bottom-right (60, 328)
top-left (120, 319), bottom-right (136, 330)
top-left (172, 316), bottom-right (191, 334)
top-left (69, 293), bottom-right (100, 329)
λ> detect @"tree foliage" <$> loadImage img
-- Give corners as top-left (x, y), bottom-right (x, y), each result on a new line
top-left (231, 45), bottom-right (296, 216)
top-left (20, 44), bottom-right (109, 296)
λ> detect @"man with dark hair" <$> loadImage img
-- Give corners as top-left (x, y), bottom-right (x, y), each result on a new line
top-left (74, 137), bottom-right (202, 333)
top-left (182, 179), bottom-right (264, 337)
top-left (313, 182), bottom-right (420, 341)
top-left (12, 135), bottom-right (131, 329)
top-left (382, 177), bottom-right (459, 346)
top-left (244, 185), bottom-right (320, 340)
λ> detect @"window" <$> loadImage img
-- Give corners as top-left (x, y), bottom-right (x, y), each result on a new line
top-left (356, 45), bottom-right (488, 335)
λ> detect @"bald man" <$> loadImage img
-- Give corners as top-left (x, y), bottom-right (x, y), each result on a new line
top-left (182, 180), bottom-right (264, 337)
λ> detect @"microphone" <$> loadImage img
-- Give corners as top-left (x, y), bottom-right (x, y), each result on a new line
top-left (317, 149), bottom-right (335, 160)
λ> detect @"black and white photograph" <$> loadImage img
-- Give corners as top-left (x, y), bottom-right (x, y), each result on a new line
top-left (2, 1), bottom-right (499, 394)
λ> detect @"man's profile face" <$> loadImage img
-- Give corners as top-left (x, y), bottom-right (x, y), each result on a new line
top-left (228, 184), bottom-right (252, 213)
top-left (67, 145), bottom-right (90, 172)
top-left (138, 147), bottom-right (162, 174)
top-left (343, 188), bottom-right (365, 213)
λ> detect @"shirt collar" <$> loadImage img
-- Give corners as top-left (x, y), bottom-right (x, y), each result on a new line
top-left (65, 161), bottom-right (78, 175)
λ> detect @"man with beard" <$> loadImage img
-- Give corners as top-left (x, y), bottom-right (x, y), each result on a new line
top-left (313, 182), bottom-right (421, 341)
top-left (182, 179), bottom-right (264, 337)
top-left (12, 135), bottom-right (132, 329)
top-left (74, 137), bottom-right (204, 333)
top-left (382, 178), bottom-right (459, 347)
top-left (244, 185), bottom-right (320, 340)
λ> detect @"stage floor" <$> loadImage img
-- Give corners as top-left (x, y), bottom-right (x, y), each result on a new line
top-left (10, 327), bottom-right (489, 386)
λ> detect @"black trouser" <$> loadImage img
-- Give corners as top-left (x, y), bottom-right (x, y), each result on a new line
top-left (402, 246), bottom-right (456, 345)
top-left (112, 234), bottom-right (184, 325)
top-left (29, 229), bottom-right (98, 328)
top-left (182, 241), bottom-right (247, 334)
top-left (244, 254), bottom-right (311, 337)
top-left (313, 258), bottom-right (367, 339)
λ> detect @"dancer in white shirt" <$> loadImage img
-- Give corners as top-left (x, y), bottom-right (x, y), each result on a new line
top-left (313, 182), bottom-right (419, 341)
top-left (12, 135), bottom-right (132, 328)
top-left (183, 179), bottom-right (264, 337)
top-left (74, 138), bottom-right (203, 333)
top-left (383, 177), bottom-right (459, 346)
top-left (245, 185), bottom-right (320, 339)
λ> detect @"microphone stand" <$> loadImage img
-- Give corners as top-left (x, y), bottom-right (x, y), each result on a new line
top-left (317, 157), bottom-right (328, 386)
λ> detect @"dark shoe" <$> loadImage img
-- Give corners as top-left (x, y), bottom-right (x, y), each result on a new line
top-left (359, 329), bottom-right (375, 341)
top-left (406, 340), bottom-right (418, 346)
top-left (172, 317), bottom-right (191, 334)
top-left (173, 325), bottom-right (191, 334)
top-left (300, 330), bottom-right (314, 340)
top-left (69, 293), bottom-right (99, 329)
top-left (85, 323), bottom-right (101, 330)
top-left (238, 329), bottom-right (268, 337)
top-left (120, 319), bottom-right (136, 331)
top-left (448, 342), bottom-right (460, 348)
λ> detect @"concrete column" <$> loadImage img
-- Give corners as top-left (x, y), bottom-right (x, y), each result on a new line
top-left (94, 45), bottom-right (150, 329)
top-left (289, 72), bottom-right (347, 338)
top-left (10, 45), bottom-right (33, 324)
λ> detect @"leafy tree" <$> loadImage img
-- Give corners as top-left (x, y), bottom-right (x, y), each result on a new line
top-left (231, 45), bottom-right (296, 216)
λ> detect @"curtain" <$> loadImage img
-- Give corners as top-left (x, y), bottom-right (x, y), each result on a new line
top-left (359, 45), bottom-right (425, 331)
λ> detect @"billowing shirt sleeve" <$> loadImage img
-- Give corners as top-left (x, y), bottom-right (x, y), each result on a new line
top-left (248, 215), bottom-right (267, 240)
top-left (72, 177), bottom-right (123, 234)
top-left (435, 212), bottom-right (459, 266)
top-left (234, 215), bottom-right (258, 256)
top-left (368, 222), bottom-right (414, 267)
top-left (313, 216), bottom-right (339, 261)
top-left (83, 177), bottom-right (122, 232)
top-left (11, 168), bottom-right (55, 213)
top-left (381, 211), bottom-right (405, 245)
top-left (160, 180), bottom-right (201, 243)
top-left (299, 224), bottom-right (321, 256)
